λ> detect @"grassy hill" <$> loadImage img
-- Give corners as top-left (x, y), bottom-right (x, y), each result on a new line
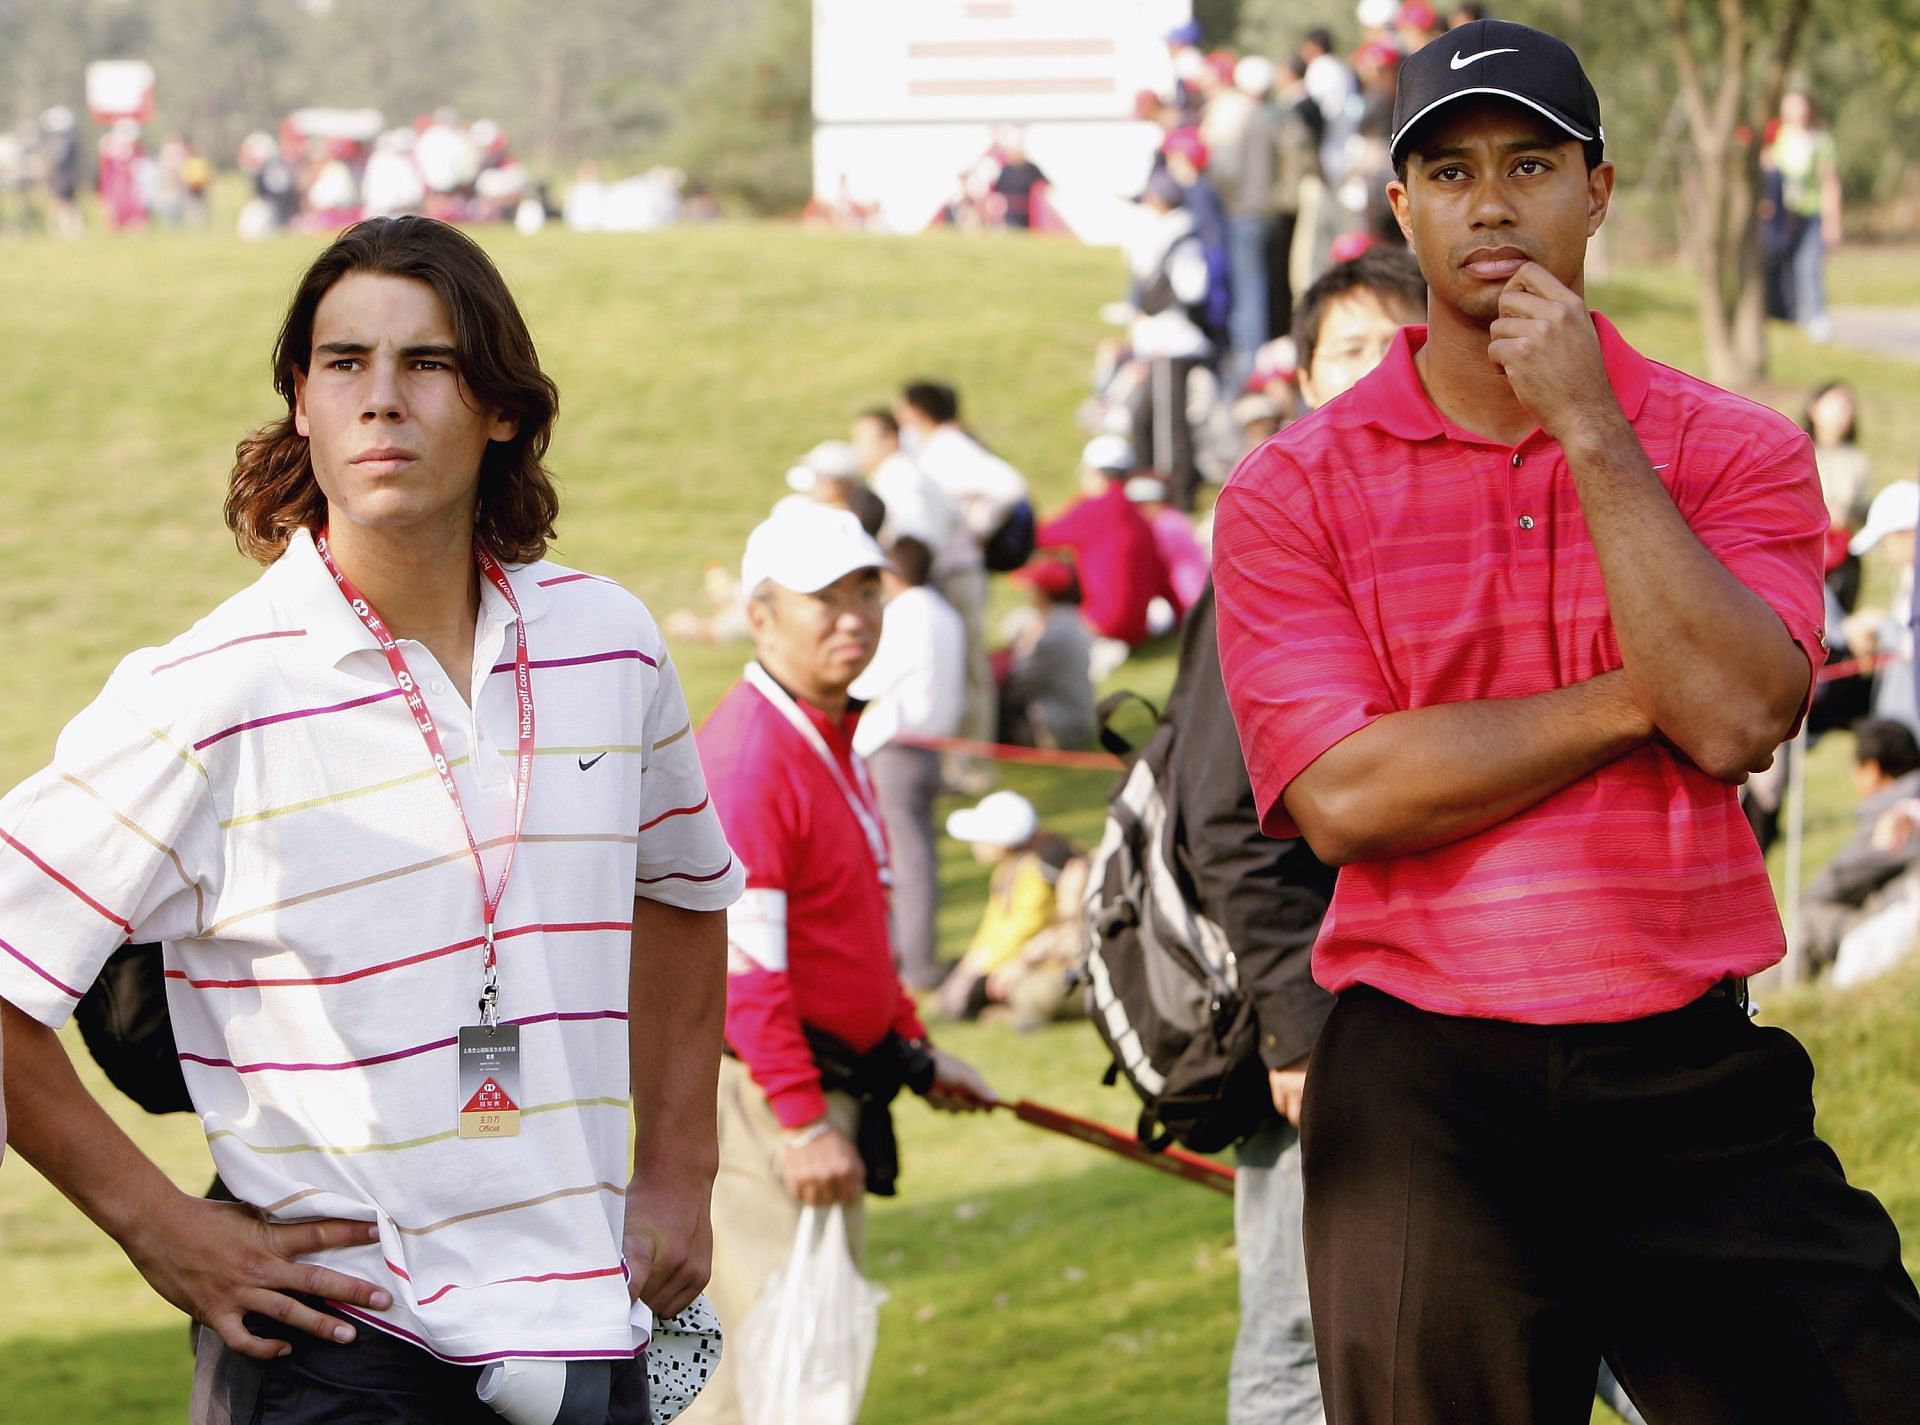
top-left (2, 224), bottom-right (1918, 1424)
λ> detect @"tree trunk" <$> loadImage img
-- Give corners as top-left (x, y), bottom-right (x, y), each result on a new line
top-left (1728, 142), bottom-right (1768, 383)
top-left (1660, 0), bottom-right (1812, 388)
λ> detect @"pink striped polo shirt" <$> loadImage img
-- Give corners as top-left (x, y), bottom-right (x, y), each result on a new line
top-left (0, 529), bottom-right (743, 1362)
top-left (1213, 315), bottom-right (1828, 1024)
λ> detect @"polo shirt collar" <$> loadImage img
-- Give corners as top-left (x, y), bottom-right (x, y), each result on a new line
top-left (272, 526), bottom-right (554, 669)
top-left (748, 660), bottom-right (866, 743)
top-left (1347, 310), bottom-right (1652, 443)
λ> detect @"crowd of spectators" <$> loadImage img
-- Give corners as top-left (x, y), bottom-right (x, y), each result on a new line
top-left (4, 102), bottom-right (712, 242)
top-left (234, 110), bottom-right (543, 239)
top-left (0, 107), bottom-right (209, 237)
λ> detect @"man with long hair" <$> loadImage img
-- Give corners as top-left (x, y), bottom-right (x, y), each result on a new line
top-left (0, 216), bottom-right (743, 1423)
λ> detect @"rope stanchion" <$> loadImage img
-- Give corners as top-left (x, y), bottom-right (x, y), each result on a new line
top-left (897, 733), bottom-right (1122, 772)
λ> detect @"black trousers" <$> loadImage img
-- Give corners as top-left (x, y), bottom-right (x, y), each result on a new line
top-left (1301, 983), bottom-right (1920, 1424)
top-left (1266, 210), bottom-right (1299, 338)
top-left (1131, 355), bottom-right (1202, 512)
top-left (191, 1304), bottom-right (652, 1425)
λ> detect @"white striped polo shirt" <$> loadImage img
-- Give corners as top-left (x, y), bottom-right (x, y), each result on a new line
top-left (0, 527), bottom-right (744, 1363)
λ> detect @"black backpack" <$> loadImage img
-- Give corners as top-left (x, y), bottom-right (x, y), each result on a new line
top-left (1081, 694), bottom-right (1271, 1154)
top-left (73, 941), bottom-right (192, 1115)
top-left (981, 497), bottom-right (1036, 573)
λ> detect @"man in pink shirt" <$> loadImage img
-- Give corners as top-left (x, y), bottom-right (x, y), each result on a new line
top-left (1036, 435), bottom-right (1176, 646)
top-left (1215, 22), bottom-right (1920, 1422)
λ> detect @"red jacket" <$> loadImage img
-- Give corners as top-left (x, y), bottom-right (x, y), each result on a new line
top-left (1038, 482), bottom-right (1176, 644)
top-left (698, 671), bottom-right (926, 1127)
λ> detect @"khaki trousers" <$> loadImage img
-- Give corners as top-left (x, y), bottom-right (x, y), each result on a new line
top-left (681, 1057), bottom-right (864, 1425)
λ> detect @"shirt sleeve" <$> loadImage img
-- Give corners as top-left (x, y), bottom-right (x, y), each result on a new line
top-left (702, 735), bottom-right (825, 1127)
top-left (1684, 427), bottom-right (1830, 726)
top-left (1037, 500), bottom-right (1091, 551)
top-left (1212, 461), bottom-right (1400, 839)
top-left (0, 663), bottom-right (219, 1028)
top-left (635, 649), bottom-right (746, 910)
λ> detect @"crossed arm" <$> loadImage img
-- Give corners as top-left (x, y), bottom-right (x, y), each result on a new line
top-left (1275, 267), bottom-right (1812, 867)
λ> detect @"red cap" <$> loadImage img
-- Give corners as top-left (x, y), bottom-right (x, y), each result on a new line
top-left (1354, 41), bottom-right (1399, 71)
top-left (1206, 51), bottom-right (1238, 86)
top-left (1011, 558), bottom-right (1078, 599)
top-left (1398, 1), bottom-right (1437, 28)
top-left (1329, 231), bottom-right (1376, 265)
top-left (1162, 126), bottom-right (1210, 171)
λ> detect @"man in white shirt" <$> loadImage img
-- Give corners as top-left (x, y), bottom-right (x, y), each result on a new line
top-left (850, 408), bottom-right (958, 560)
top-left (849, 536), bottom-right (967, 989)
top-left (0, 216), bottom-right (742, 1424)
top-left (893, 381), bottom-right (1028, 743)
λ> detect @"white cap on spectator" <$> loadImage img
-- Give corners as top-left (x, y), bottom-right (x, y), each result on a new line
top-left (1851, 481), bottom-right (1920, 556)
top-left (1356, 0), bottom-right (1398, 26)
top-left (784, 439), bottom-right (864, 492)
top-left (1125, 475), bottom-right (1172, 505)
top-left (1081, 434), bottom-right (1137, 473)
top-left (741, 499), bottom-right (890, 595)
top-left (946, 790), bottom-right (1039, 849)
top-left (1235, 56), bottom-right (1276, 97)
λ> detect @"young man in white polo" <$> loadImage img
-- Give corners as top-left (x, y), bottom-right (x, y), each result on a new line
top-left (0, 216), bottom-right (743, 1423)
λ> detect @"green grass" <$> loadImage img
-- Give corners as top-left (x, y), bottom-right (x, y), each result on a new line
top-left (3, 226), bottom-right (1920, 1423)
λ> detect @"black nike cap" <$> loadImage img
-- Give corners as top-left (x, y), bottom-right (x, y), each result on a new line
top-left (1389, 19), bottom-right (1603, 168)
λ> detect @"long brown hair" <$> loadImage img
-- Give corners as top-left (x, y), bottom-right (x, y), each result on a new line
top-left (226, 216), bottom-right (560, 565)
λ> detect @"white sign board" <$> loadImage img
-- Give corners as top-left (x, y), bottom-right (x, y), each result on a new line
top-left (86, 60), bottom-right (156, 123)
top-left (813, 0), bottom-right (1192, 242)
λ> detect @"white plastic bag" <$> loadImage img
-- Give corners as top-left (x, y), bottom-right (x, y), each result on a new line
top-left (735, 1205), bottom-right (887, 1425)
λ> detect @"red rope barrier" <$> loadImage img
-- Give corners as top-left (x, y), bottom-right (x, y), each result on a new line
top-left (1817, 650), bottom-right (1902, 684)
top-left (896, 733), bottom-right (1122, 771)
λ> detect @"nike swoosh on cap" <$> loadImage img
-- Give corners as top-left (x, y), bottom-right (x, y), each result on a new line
top-left (1450, 47), bottom-right (1519, 68)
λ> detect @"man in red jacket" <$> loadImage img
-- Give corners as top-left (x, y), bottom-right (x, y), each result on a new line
top-left (1035, 434), bottom-right (1177, 646)
top-left (690, 499), bottom-right (993, 1425)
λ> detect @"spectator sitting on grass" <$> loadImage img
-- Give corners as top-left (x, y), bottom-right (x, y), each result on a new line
top-left (1797, 718), bottom-right (1920, 975)
top-left (1036, 434), bottom-right (1177, 658)
top-left (786, 438), bottom-right (886, 537)
top-left (851, 407), bottom-right (959, 560)
top-left (997, 557), bottom-right (1097, 752)
top-left (1840, 479), bottom-right (1918, 734)
top-left (932, 792), bottom-right (1088, 1030)
top-left (1125, 473), bottom-right (1209, 621)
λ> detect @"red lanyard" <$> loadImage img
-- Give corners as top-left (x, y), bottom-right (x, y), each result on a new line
top-left (315, 529), bottom-right (535, 1027)
top-left (743, 662), bottom-right (891, 887)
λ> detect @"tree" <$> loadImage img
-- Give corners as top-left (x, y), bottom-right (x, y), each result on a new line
top-left (1658, 0), bottom-right (1811, 386)
top-left (660, 0), bottom-right (812, 214)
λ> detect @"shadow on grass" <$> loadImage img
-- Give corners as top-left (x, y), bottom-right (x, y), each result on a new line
top-left (7, 1322), bottom-right (193, 1424)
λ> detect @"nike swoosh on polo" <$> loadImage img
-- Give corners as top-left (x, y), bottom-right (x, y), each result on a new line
top-left (1450, 47), bottom-right (1519, 68)
top-left (578, 752), bottom-right (608, 771)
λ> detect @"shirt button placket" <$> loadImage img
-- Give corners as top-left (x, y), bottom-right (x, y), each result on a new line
top-left (1512, 451), bottom-right (1534, 531)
